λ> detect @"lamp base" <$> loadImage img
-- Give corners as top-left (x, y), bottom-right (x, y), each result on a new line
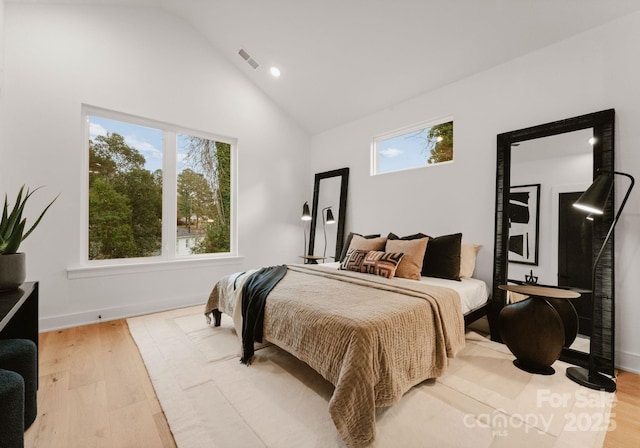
top-left (566, 366), bottom-right (616, 393)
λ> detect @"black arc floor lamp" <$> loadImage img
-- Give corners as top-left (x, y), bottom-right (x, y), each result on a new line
top-left (566, 170), bottom-right (635, 392)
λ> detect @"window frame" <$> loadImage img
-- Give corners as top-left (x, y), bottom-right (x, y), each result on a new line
top-left (371, 116), bottom-right (454, 176)
top-left (76, 104), bottom-right (238, 272)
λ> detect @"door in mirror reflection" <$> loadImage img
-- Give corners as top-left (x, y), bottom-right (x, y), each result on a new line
top-left (558, 191), bottom-right (592, 337)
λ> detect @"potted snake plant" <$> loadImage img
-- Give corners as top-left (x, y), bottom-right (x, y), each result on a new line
top-left (0, 185), bottom-right (58, 291)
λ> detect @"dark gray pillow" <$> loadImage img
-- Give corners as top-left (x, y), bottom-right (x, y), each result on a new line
top-left (388, 232), bottom-right (462, 280)
top-left (422, 233), bottom-right (462, 281)
top-left (387, 232), bottom-right (428, 241)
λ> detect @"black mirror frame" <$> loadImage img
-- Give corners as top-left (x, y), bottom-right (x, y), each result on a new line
top-left (491, 109), bottom-right (615, 374)
top-left (308, 167), bottom-right (349, 261)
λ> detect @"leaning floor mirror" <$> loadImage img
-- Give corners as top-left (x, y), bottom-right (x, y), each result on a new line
top-left (308, 168), bottom-right (349, 262)
top-left (492, 109), bottom-right (615, 379)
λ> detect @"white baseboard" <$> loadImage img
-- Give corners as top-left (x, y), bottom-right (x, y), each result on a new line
top-left (38, 294), bottom-right (204, 332)
top-left (617, 350), bottom-right (640, 375)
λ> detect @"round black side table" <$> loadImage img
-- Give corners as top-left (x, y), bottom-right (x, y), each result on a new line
top-left (498, 284), bottom-right (579, 375)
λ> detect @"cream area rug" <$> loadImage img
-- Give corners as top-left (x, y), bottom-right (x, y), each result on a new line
top-left (127, 306), bottom-right (614, 448)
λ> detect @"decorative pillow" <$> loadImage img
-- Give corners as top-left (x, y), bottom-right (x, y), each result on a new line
top-left (342, 234), bottom-right (387, 259)
top-left (385, 236), bottom-right (429, 280)
top-left (460, 243), bottom-right (482, 278)
top-left (387, 232), bottom-right (428, 241)
top-left (341, 249), bottom-right (404, 279)
top-left (339, 232), bottom-right (382, 262)
top-left (422, 233), bottom-right (462, 281)
top-left (340, 248), bottom-right (365, 271)
top-left (340, 248), bottom-right (359, 271)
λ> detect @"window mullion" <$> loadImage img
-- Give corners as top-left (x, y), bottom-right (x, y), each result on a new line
top-left (163, 131), bottom-right (178, 258)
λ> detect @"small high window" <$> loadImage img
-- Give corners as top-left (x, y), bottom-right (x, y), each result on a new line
top-left (372, 118), bottom-right (453, 175)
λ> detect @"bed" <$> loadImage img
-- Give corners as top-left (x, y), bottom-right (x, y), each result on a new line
top-left (319, 261), bottom-right (489, 319)
top-left (205, 250), bottom-right (489, 447)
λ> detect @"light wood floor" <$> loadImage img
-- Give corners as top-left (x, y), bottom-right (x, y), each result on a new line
top-left (604, 369), bottom-right (640, 448)
top-left (24, 318), bottom-right (640, 447)
top-left (25, 319), bottom-right (176, 448)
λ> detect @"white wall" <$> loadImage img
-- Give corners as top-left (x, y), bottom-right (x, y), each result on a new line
top-left (0, 0), bottom-right (5, 194)
top-left (0, 0), bottom-right (4, 88)
top-left (0, 4), bottom-right (310, 329)
top-left (311, 12), bottom-right (640, 373)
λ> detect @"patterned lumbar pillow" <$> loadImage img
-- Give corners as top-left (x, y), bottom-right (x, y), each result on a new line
top-left (340, 249), bottom-right (366, 271)
top-left (341, 249), bottom-right (404, 279)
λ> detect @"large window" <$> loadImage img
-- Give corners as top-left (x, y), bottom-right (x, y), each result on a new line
top-left (371, 118), bottom-right (453, 175)
top-left (84, 106), bottom-right (234, 263)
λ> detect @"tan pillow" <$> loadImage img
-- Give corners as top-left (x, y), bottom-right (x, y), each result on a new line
top-left (347, 234), bottom-right (387, 253)
top-left (385, 237), bottom-right (429, 280)
top-left (460, 243), bottom-right (482, 278)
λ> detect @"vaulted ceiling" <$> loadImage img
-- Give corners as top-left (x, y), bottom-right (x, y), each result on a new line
top-left (10, 0), bottom-right (640, 133)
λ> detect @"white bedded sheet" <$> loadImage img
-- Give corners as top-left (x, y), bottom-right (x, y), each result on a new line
top-left (317, 262), bottom-right (488, 315)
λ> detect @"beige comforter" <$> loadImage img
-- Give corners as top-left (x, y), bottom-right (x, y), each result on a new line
top-left (205, 264), bottom-right (465, 448)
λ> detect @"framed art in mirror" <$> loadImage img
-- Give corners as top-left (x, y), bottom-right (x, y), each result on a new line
top-left (508, 183), bottom-right (540, 265)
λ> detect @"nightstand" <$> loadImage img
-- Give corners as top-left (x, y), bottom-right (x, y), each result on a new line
top-left (298, 255), bottom-right (327, 264)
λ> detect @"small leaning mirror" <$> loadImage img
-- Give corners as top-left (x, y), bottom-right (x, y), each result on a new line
top-left (308, 168), bottom-right (349, 262)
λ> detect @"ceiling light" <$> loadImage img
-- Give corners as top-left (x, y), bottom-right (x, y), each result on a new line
top-left (589, 137), bottom-right (596, 145)
top-left (270, 66), bottom-right (281, 78)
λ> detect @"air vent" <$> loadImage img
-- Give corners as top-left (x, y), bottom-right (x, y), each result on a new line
top-left (238, 48), bottom-right (259, 70)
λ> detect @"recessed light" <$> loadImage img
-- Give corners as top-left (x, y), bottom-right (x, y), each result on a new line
top-left (270, 66), bottom-right (281, 78)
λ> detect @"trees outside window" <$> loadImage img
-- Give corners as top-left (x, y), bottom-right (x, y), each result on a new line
top-left (372, 119), bottom-right (453, 175)
top-left (86, 108), bottom-right (233, 262)
top-left (176, 135), bottom-right (231, 255)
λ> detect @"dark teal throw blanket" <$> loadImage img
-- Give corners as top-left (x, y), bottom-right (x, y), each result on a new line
top-left (240, 265), bottom-right (288, 365)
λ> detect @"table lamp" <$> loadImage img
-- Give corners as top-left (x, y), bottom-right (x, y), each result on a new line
top-left (301, 201), bottom-right (311, 255)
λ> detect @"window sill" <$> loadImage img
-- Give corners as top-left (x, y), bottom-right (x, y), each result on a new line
top-left (67, 256), bottom-right (245, 280)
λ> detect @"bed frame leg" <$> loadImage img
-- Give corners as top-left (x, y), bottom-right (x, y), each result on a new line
top-left (212, 309), bottom-right (222, 327)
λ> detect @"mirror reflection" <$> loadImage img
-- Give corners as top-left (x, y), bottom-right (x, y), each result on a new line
top-left (313, 177), bottom-right (341, 261)
top-left (507, 129), bottom-right (594, 353)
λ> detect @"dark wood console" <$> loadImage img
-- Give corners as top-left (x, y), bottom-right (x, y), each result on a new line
top-left (0, 282), bottom-right (39, 350)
